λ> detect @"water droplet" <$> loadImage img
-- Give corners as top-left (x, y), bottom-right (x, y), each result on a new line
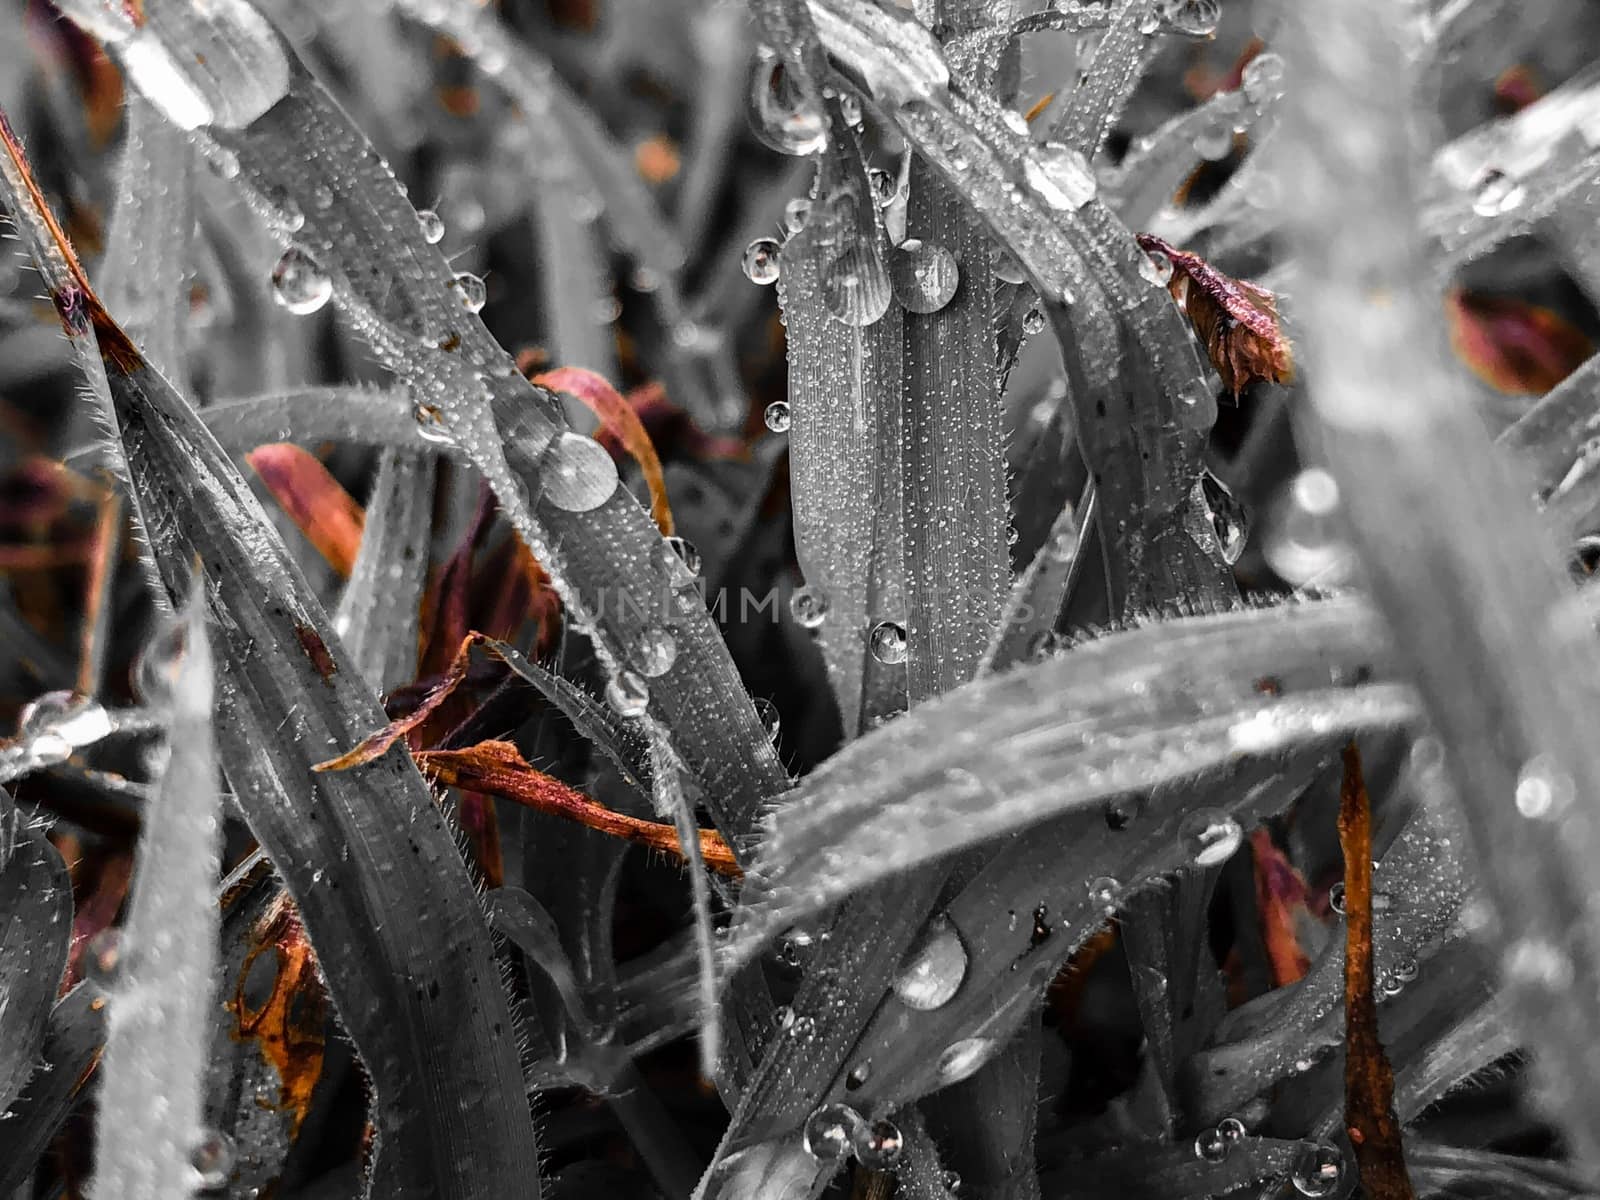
top-left (1472, 168), bottom-right (1526, 217)
top-left (448, 272), bottom-right (487, 314)
top-left (1138, 10), bottom-right (1161, 34)
top-left (936, 1037), bottom-right (994, 1086)
top-left (853, 1119), bottom-right (903, 1169)
top-left (802, 1103), bottom-right (863, 1161)
top-left (749, 52), bottom-right (829, 157)
top-left (1023, 143), bottom-right (1097, 211)
top-left (764, 400), bottom-right (792, 433)
top-left (822, 242), bottom-right (893, 326)
top-left (777, 926), bottom-right (815, 968)
top-left (1329, 882), bottom-right (1346, 915)
top-left (1503, 937), bottom-right (1573, 990)
top-left (790, 585), bottom-right (829, 629)
top-left (1217, 1116), bottom-right (1246, 1144)
top-left (1022, 307), bottom-right (1046, 335)
top-left (893, 918), bottom-right (968, 1010)
top-left (412, 402), bottom-right (455, 446)
top-left (1105, 795), bottom-right (1144, 830)
top-left (869, 620), bottom-right (908, 665)
top-left (1178, 808), bottom-right (1243, 867)
top-left (994, 247), bottom-right (1028, 285)
top-left (1192, 124), bottom-right (1234, 161)
top-left (1515, 756), bottom-right (1573, 820)
top-left (1194, 1126), bottom-right (1229, 1163)
top-left (1241, 52), bottom-right (1286, 105)
top-left (743, 237), bottom-right (782, 285)
top-left (634, 627), bottom-right (677, 677)
top-left (661, 538), bottom-right (701, 586)
top-left (270, 247), bottom-right (332, 315)
top-left (1290, 1143), bottom-right (1344, 1197)
top-left (1189, 469), bottom-right (1249, 564)
top-left (1139, 247), bottom-right (1174, 288)
top-left (890, 239), bottom-right (960, 314)
top-left (942, 1169), bottom-right (964, 1193)
top-left (1161, 0), bottom-right (1220, 37)
top-left (542, 432), bottom-right (619, 512)
top-left (19, 692), bottom-right (113, 749)
top-left (867, 167), bottom-right (897, 209)
top-left (1030, 904), bottom-right (1052, 946)
top-left (190, 1128), bottom-right (236, 1190)
top-left (605, 670), bottom-right (650, 718)
top-left (1086, 875), bottom-right (1122, 914)
top-left (845, 1060), bottom-right (871, 1090)
top-left (85, 928), bottom-right (123, 989)
top-left (754, 697), bottom-right (781, 743)
top-left (784, 196), bottom-right (814, 233)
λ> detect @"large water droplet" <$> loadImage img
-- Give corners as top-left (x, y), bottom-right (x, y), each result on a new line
top-left (1086, 875), bottom-right (1122, 914)
top-left (1023, 144), bottom-right (1097, 211)
top-left (749, 51), bottom-right (829, 157)
top-left (19, 692), bottom-right (113, 749)
top-left (853, 1119), bottom-right (903, 1169)
top-left (1472, 168), bottom-right (1525, 217)
top-left (754, 697), bottom-right (781, 743)
top-left (1329, 882), bottom-right (1347, 915)
top-left (417, 209), bottom-right (446, 244)
top-left (190, 1128), bottom-right (236, 1191)
top-left (869, 620), bottom-right (908, 665)
top-left (783, 197), bottom-right (814, 233)
top-left (1194, 1126), bottom-right (1229, 1163)
top-left (605, 670), bottom-right (650, 718)
top-left (1190, 469), bottom-right (1249, 564)
top-left (271, 247), bottom-right (332, 315)
top-left (936, 1037), bottom-right (995, 1086)
top-left (1217, 1116), bottom-right (1246, 1145)
top-left (1178, 808), bottom-right (1243, 867)
top-left (542, 432), bottom-right (619, 511)
top-left (802, 1103), bottom-right (863, 1161)
top-left (1241, 52), bottom-right (1286, 105)
top-left (823, 242), bottom-right (893, 326)
top-left (1139, 246), bottom-right (1174, 288)
top-left (994, 247), bottom-right (1028, 285)
top-left (890, 239), bottom-right (961, 314)
top-left (634, 626), bottom-right (678, 677)
top-left (1289, 1143), bottom-right (1343, 1197)
top-left (764, 400), bottom-right (792, 433)
top-left (1161, 0), bottom-right (1220, 37)
top-left (1515, 756), bottom-right (1573, 820)
top-left (892, 919), bottom-right (968, 1010)
top-left (743, 237), bottom-right (782, 285)
top-left (790, 585), bottom-right (829, 629)
top-left (449, 272), bottom-right (487, 313)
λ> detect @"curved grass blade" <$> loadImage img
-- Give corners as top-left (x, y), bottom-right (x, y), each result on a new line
top-left (0, 802), bottom-right (72, 1113)
top-left (90, 589), bottom-right (221, 1200)
top-left (0, 985), bottom-right (106, 1193)
top-left (1048, 0), bottom-right (1159, 157)
top-left (202, 387), bottom-right (427, 455)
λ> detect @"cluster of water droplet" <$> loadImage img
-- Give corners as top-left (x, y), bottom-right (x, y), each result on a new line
top-left (801, 1104), bottom-right (904, 1170)
top-left (1192, 1115), bottom-right (1246, 1162)
top-left (749, 47), bottom-right (828, 157)
top-left (270, 247), bottom-right (333, 316)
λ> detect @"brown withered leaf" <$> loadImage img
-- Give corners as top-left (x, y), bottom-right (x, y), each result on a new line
top-left (1137, 233), bottom-right (1295, 397)
top-left (1339, 743), bottom-right (1417, 1200)
top-left (414, 740), bottom-right (740, 876)
top-left (1445, 289), bottom-right (1593, 396)
top-left (246, 445), bottom-right (365, 578)
top-left (1251, 828), bottom-right (1312, 987)
top-left (534, 367), bottom-right (676, 535)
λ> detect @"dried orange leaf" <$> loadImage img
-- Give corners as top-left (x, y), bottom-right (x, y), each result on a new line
top-left (1339, 743), bottom-right (1416, 1200)
top-left (246, 444), bottom-right (365, 578)
top-left (413, 740), bottom-right (740, 876)
top-left (534, 367), bottom-right (675, 535)
top-left (313, 633), bottom-right (480, 772)
top-left (1137, 233), bottom-right (1295, 397)
top-left (1445, 289), bottom-right (1593, 396)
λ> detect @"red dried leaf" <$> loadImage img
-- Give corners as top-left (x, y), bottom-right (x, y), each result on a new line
top-left (414, 740), bottom-right (741, 876)
top-left (313, 632), bottom-right (481, 772)
top-left (534, 367), bottom-right (676, 535)
top-left (246, 444), bottom-right (365, 578)
top-left (1250, 828), bottom-right (1312, 987)
top-left (1494, 65), bottom-right (1543, 115)
top-left (418, 483), bottom-right (495, 677)
top-left (1137, 233), bottom-right (1295, 397)
top-left (1445, 289), bottom-right (1593, 396)
top-left (1339, 743), bottom-right (1416, 1199)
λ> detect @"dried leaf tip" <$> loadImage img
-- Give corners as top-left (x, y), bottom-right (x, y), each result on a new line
top-left (0, 105), bottom-right (143, 375)
top-left (1136, 232), bottom-right (1294, 397)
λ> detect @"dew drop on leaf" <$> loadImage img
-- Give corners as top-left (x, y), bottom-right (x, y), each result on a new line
top-left (1162, 0), bottom-right (1221, 37)
top-left (764, 400), bottom-right (792, 433)
top-left (1515, 756), bottom-right (1573, 820)
top-left (19, 691), bottom-right (112, 748)
top-left (890, 239), bottom-right (961, 314)
top-left (605, 670), bottom-right (650, 718)
top-left (790, 585), bottom-right (830, 629)
top-left (1472, 168), bottom-right (1526, 217)
top-left (448, 272), bottom-right (487, 314)
top-left (754, 697), bottom-right (781, 743)
top-left (412, 403), bottom-right (455, 446)
top-left (845, 1060), bottom-right (871, 1090)
top-left (869, 620), bottom-right (908, 664)
top-left (664, 536), bottom-right (702, 582)
top-left (892, 919), bottom-right (968, 1010)
top-left (1023, 143), bottom-right (1097, 211)
top-left (1086, 875), bottom-right (1122, 914)
top-left (542, 432), bottom-right (619, 512)
top-left (1242, 52), bottom-right (1287, 105)
top-left (749, 50), bottom-right (828, 157)
top-left (1178, 808), bottom-right (1243, 867)
top-left (1193, 1125), bottom-right (1229, 1162)
top-left (802, 1103), bottom-right (862, 1161)
top-left (1217, 1116), bottom-right (1246, 1144)
top-left (743, 238), bottom-right (782, 285)
top-left (936, 1037), bottom-right (995, 1086)
top-left (783, 197), bottom-right (813, 233)
top-left (823, 242), bottom-right (894, 327)
top-left (270, 247), bottom-right (332, 316)
top-left (1022, 307), bottom-right (1046, 336)
top-left (1289, 1143), bottom-right (1344, 1197)
top-left (634, 626), bottom-right (678, 677)
top-left (853, 1119), bottom-right (903, 1168)
top-left (1139, 246), bottom-right (1174, 287)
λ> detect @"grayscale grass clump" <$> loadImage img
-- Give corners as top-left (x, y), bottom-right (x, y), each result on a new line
top-left (1, 0), bottom-right (1599, 1197)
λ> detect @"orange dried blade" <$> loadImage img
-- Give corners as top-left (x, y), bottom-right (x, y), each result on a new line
top-left (414, 740), bottom-right (740, 877)
top-left (1338, 742), bottom-right (1417, 1199)
top-left (1024, 92), bottom-right (1054, 123)
top-left (314, 633), bottom-right (483, 771)
top-left (535, 366), bottom-right (675, 536)
top-left (1445, 289), bottom-right (1593, 396)
top-left (246, 445), bottom-right (365, 578)
top-left (1250, 828), bottom-right (1312, 986)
